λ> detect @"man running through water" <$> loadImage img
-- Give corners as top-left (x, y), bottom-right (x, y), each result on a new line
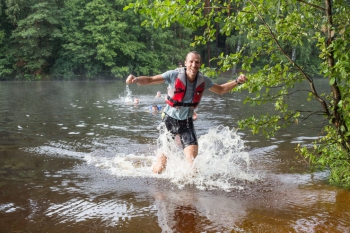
top-left (126, 51), bottom-right (247, 173)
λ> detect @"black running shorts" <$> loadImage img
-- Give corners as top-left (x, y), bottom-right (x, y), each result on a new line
top-left (163, 114), bottom-right (198, 148)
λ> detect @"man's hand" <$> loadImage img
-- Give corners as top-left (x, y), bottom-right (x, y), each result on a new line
top-left (236, 74), bottom-right (247, 84)
top-left (126, 74), bottom-right (138, 84)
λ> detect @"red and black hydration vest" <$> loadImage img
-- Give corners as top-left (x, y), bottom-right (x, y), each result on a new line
top-left (166, 68), bottom-right (205, 108)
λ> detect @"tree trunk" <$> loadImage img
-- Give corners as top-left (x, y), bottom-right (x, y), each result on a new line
top-left (225, 0), bottom-right (231, 56)
top-left (205, 0), bottom-right (211, 67)
top-left (324, 0), bottom-right (349, 151)
top-left (232, 38), bottom-right (241, 75)
top-left (291, 47), bottom-right (296, 61)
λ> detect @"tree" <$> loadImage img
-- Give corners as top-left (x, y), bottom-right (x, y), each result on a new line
top-left (9, 0), bottom-right (62, 79)
top-left (0, 0), bottom-right (32, 79)
top-left (53, 0), bottom-right (127, 79)
top-left (0, 0), bottom-right (13, 79)
top-left (53, 0), bottom-right (194, 79)
top-left (126, 0), bottom-right (350, 187)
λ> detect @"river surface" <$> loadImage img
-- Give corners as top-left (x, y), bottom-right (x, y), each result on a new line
top-left (0, 80), bottom-right (349, 233)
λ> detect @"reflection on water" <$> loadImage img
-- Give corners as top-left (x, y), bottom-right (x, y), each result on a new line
top-left (0, 80), bottom-right (349, 232)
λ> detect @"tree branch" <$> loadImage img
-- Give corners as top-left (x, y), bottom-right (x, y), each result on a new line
top-left (295, 0), bottom-right (326, 11)
top-left (247, 0), bottom-right (331, 119)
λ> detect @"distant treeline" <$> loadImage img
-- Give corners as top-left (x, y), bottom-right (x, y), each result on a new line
top-left (0, 0), bottom-right (321, 80)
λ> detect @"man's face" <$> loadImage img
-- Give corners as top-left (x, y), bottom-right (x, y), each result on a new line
top-left (184, 53), bottom-right (201, 79)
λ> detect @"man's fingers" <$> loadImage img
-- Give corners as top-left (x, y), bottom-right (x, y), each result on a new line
top-left (126, 74), bottom-right (134, 84)
top-left (239, 74), bottom-right (247, 83)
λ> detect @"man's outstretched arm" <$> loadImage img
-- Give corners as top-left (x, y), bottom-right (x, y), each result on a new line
top-left (209, 74), bottom-right (247, 95)
top-left (126, 74), bottom-right (165, 85)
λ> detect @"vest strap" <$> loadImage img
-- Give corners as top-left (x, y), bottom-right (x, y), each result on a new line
top-left (166, 95), bottom-right (198, 107)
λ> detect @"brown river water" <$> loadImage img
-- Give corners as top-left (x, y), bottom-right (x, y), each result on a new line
top-left (0, 80), bottom-right (349, 233)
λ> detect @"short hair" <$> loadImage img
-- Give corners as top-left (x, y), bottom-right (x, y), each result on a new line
top-left (186, 51), bottom-right (201, 62)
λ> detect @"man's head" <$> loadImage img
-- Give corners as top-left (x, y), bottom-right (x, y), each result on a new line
top-left (184, 51), bottom-right (201, 80)
top-left (151, 105), bottom-right (158, 112)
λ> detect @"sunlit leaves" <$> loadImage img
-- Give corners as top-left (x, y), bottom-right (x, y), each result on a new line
top-left (297, 123), bottom-right (350, 188)
top-left (238, 114), bottom-right (282, 138)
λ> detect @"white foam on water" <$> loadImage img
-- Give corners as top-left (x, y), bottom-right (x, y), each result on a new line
top-left (0, 203), bottom-right (18, 213)
top-left (293, 216), bottom-right (324, 233)
top-left (152, 124), bottom-right (260, 191)
top-left (84, 152), bottom-right (154, 177)
top-left (23, 123), bottom-right (260, 191)
top-left (25, 142), bottom-right (87, 158)
top-left (71, 124), bottom-right (260, 192)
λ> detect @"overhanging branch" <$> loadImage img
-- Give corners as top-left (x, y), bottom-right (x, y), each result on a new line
top-left (247, 0), bottom-right (331, 118)
top-left (295, 0), bottom-right (326, 11)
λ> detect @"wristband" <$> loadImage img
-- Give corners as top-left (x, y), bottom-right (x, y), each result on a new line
top-left (235, 79), bottom-right (242, 85)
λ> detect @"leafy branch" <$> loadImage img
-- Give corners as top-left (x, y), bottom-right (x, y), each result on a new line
top-left (247, 0), bottom-right (330, 118)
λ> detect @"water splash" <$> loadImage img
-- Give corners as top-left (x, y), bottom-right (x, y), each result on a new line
top-left (121, 85), bottom-right (133, 103)
top-left (23, 124), bottom-right (260, 191)
top-left (67, 124), bottom-right (260, 191)
top-left (156, 125), bottom-right (260, 191)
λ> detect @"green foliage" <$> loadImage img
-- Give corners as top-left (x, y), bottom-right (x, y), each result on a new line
top-left (51, 0), bottom-right (193, 79)
top-left (52, 0), bottom-right (123, 79)
top-left (0, 30), bottom-right (3, 44)
top-left (0, 0), bottom-right (194, 79)
top-left (127, 0), bottom-right (350, 188)
top-left (0, 9), bottom-right (12, 79)
top-left (8, 0), bottom-right (62, 79)
top-left (297, 124), bottom-right (350, 188)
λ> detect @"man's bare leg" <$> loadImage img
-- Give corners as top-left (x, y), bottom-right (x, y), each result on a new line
top-left (184, 145), bottom-right (198, 166)
top-left (152, 145), bottom-right (198, 174)
top-left (152, 154), bottom-right (167, 173)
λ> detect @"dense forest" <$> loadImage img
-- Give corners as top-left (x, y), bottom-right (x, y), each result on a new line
top-left (0, 0), bottom-right (321, 80)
